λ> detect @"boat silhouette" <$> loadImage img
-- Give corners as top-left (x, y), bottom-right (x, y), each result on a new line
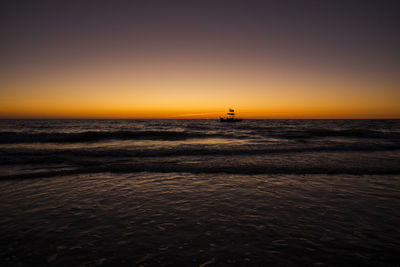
top-left (220, 109), bottom-right (243, 122)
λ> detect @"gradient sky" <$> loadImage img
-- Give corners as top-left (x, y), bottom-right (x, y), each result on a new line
top-left (1, 0), bottom-right (399, 118)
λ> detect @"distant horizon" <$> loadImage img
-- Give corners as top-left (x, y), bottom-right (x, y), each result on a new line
top-left (1, 109), bottom-right (399, 120)
top-left (1, 115), bottom-right (399, 120)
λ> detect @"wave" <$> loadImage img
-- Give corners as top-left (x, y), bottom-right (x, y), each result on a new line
top-left (1, 161), bottom-right (399, 180)
top-left (305, 128), bottom-right (379, 138)
top-left (268, 128), bottom-right (400, 140)
top-left (1, 143), bottom-right (400, 166)
top-left (1, 127), bottom-right (398, 144)
top-left (0, 131), bottom-right (233, 143)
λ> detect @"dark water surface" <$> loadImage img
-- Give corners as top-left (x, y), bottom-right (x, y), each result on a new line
top-left (0, 119), bottom-right (400, 266)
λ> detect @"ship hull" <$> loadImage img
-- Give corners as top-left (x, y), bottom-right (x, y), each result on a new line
top-left (220, 118), bottom-right (243, 122)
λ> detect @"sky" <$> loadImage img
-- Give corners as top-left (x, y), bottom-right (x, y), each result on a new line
top-left (1, 0), bottom-right (399, 118)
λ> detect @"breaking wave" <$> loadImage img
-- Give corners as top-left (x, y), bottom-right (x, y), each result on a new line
top-left (1, 161), bottom-right (399, 180)
top-left (1, 127), bottom-right (398, 144)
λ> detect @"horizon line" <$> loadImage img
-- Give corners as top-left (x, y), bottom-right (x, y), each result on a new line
top-left (1, 116), bottom-right (399, 120)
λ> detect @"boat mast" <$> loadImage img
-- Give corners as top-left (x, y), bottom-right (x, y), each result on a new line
top-left (227, 108), bottom-right (235, 118)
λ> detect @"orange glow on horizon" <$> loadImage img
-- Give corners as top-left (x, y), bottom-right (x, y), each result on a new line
top-left (1, 53), bottom-right (399, 119)
top-left (1, 107), bottom-right (399, 119)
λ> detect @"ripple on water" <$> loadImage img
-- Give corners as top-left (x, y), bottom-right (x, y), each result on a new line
top-left (0, 172), bottom-right (400, 266)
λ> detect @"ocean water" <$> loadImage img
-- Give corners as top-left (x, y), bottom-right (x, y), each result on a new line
top-left (0, 119), bottom-right (399, 266)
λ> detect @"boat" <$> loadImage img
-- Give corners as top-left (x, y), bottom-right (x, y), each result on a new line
top-left (220, 109), bottom-right (243, 122)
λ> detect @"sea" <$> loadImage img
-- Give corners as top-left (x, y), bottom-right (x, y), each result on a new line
top-left (0, 119), bottom-right (399, 266)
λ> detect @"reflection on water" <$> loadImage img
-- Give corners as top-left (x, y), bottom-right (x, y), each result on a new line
top-left (0, 173), bottom-right (399, 266)
top-left (0, 138), bottom-right (243, 150)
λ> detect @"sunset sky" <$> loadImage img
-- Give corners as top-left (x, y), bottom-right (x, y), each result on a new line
top-left (1, 1), bottom-right (399, 118)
